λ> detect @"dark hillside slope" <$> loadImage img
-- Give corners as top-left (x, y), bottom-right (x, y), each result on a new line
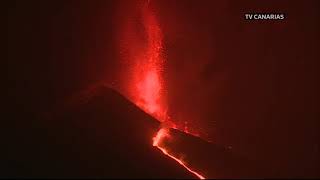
top-left (2, 86), bottom-right (195, 178)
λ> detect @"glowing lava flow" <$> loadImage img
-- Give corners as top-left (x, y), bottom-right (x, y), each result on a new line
top-left (153, 128), bottom-right (205, 179)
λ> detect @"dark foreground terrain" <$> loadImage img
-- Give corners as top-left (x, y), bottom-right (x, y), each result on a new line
top-left (2, 85), bottom-right (319, 178)
top-left (3, 86), bottom-right (195, 178)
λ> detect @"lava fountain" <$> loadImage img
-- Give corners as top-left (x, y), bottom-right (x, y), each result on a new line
top-left (122, 0), bottom-right (205, 179)
top-left (130, 1), bottom-right (167, 122)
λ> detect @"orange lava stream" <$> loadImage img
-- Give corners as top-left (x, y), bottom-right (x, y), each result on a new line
top-left (152, 128), bottom-right (206, 179)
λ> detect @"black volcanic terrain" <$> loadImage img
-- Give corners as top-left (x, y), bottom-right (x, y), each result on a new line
top-left (3, 86), bottom-right (196, 178)
top-left (164, 128), bottom-right (265, 178)
top-left (4, 85), bottom-right (314, 178)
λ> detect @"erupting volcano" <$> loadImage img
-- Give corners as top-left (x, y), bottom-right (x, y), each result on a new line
top-left (122, 1), bottom-right (205, 179)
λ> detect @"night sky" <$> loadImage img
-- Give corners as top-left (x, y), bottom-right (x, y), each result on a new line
top-left (6, 0), bottom-right (320, 178)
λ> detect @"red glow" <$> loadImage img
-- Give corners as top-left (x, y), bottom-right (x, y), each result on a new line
top-left (123, 1), bottom-right (205, 179)
top-left (136, 68), bottom-right (163, 118)
top-left (129, 2), bottom-right (167, 121)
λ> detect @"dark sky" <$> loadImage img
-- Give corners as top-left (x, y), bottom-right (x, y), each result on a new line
top-left (6, 0), bottom-right (320, 177)
top-left (7, 0), bottom-right (118, 111)
top-left (155, 0), bottom-right (320, 161)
